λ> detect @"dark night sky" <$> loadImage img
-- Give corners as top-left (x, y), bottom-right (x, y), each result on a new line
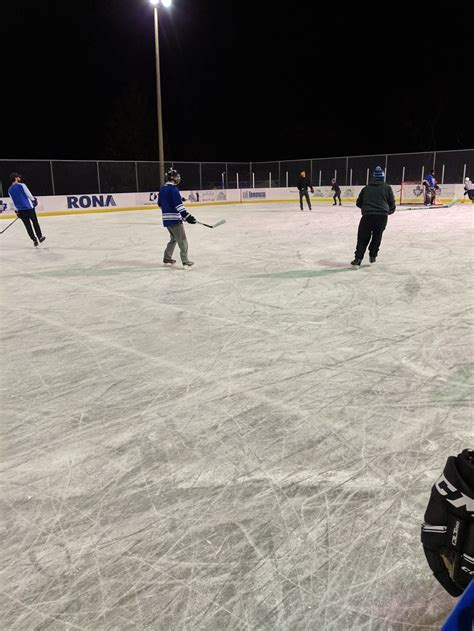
top-left (1, 1), bottom-right (472, 162)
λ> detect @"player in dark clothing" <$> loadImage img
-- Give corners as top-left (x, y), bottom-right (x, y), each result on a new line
top-left (331, 178), bottom-right (342, 206)
top-left (351, 166), bottom-right (395, 267)
top-left (297, 171), bottom-right (313, 211)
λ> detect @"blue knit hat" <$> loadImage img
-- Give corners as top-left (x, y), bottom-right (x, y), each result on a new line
top-left (372, 166), bottom-right (385, 181)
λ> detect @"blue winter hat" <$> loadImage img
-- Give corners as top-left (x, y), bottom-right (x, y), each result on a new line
top-left (372, 166), bottom-right (385, 181)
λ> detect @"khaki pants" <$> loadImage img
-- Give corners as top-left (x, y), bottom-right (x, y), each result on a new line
top-left (164, 223), bottom-right (189, 264)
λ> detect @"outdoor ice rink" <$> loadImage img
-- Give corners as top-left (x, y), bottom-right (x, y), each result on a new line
top-left (1, 201), bottom-right (473, 630)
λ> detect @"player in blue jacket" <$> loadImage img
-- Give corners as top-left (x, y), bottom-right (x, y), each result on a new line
top-left (8, 173), bottom-right (45, 246)
top-left (423, 170), bottom-right (440, 206)
top-left (158, 168), bottom-right (197, 268)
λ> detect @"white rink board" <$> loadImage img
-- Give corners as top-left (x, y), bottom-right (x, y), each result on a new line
top-left (1, 202), bottom-right (473, 630)
top-left (0, 184), bottom-right (468, 219)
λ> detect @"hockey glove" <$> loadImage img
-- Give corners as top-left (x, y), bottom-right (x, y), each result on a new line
top-left (32, 198), bottom-right (38, 207)
top-left (421, 449), bottom-right (474, 596)
top-left (186, 214), bottom-right (197, 224)
top-left (311, 187), bottom-right (314, 194)
top-left (181, 197), bottom-right (187, 202)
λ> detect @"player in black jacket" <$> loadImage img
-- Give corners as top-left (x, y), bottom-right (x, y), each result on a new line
top-left (297, 171), bottom-right (313, 211)
top-left (331, 178), bottom-right (342, 206)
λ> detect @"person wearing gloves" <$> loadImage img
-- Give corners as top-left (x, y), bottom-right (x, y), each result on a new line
top-left (158, 168), bottom-right (197, 268)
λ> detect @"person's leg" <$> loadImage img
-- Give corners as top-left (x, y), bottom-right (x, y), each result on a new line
top-left (354, 215), bottom-right (372, 260)
top-left (18, 212), bottom-right (37, 242)
top-left (170, 223), bottom-right (190, 264)
top-left (368, 215), bottom-right (388, 258)
top-left (338, 193), bottom-right (342, 205)
top-left (30, 209), bottom-right (43, 239)
top-left (424, 186), bottom-right (432, 205)
top-left (333, 193), bottom-right (337, 206)
top-left (299, 190), bottom-right (304, 210)
top-left (305, 190), bottom-right (311, 210)
top-left (164, 227), bottom-right (177, 261)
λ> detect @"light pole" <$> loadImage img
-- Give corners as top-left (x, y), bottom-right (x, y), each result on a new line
top-left (150, 0), bottom-right (171, 185)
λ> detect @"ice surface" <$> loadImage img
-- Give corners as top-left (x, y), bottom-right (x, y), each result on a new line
top-left (1, 202), bottom-right (473, 630)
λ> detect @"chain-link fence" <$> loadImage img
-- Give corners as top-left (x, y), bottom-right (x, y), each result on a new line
top-left (1, 150), bottom-right (472, 196)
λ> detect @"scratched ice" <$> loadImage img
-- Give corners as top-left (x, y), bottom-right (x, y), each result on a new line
top-left (1, 202), bottom-right (473, 630)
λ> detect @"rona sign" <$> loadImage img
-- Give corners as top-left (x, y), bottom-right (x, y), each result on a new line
top-left (67, 195), bottom-right (117, 209)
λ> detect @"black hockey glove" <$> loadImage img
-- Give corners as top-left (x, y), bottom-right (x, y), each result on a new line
top-left (186, 214), bottom-right (197, 224)
top-left (32, 198), bottom-right (38, 207)
top-left (181, 196), bottom-right (187, 202)
top-left (421, 449), bottom-right (474, 596)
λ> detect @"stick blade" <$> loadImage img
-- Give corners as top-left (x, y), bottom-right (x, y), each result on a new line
top-left (212, 219), bottom-right (226, 228)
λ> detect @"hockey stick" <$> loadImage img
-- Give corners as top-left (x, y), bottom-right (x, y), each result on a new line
top-left (399, 198), bottom-right (457, 211)
top-left (0, 217), bottom-right (19, 234)
top-left (196, 219), bottom-right (226, 229)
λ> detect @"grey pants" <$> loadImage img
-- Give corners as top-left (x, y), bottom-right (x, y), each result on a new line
top-left (164, 223), bottom-right (189, 264)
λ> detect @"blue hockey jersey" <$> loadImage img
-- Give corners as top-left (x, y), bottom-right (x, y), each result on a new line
top-left (8, 182), bottom-right (35, 211)
top-left (424, 174), bottom-right (438, 188)
top-left (157, 182), bottom-right (190, 227)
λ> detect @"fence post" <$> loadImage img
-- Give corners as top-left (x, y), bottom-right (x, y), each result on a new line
top-left (252, 172), bottom-right (255, 188)
top-left (384, 154), bottom-right (388, 181)
top-left (462, 164), bottom-right (467, 182)
top-left (221, 172), bottom-right (225, 189)
top-left (310, 160), bottom-right (313, 184)
top-left (96, 161), bottom-right (101, 193)
top-left (134, 161), bottom-right (139, 192)
top-left (334, 169), bottom-right (337, 182)
top-left (250, 161), bottom-right (252, 189)
top-left (401, 166), bottom-right (405, 184)
top-left (433, 151), bottom-right (436, 172)
top-left (278, 161), bottom-right (281, 187)
top-left (50, 161), bottom-right (56, 195)
top-left (421, 166), bottom-right (425, 183)
top-left (199, 162), bottom-right (202, 190)
top-left (319, 170), bottom-right (321, 187)
top-left (225, 162), bottom-right (228, 190)
top-left (286, 171), bottom-right (288, 187)
top-left (345, 156), bottom-right (349, 185)
top-left (441, 164), bottom-right (445, 185)
top-left (269, 172), bottom-right (271, 188)
top-left (236, 172), bottom-right (239, 189)
top-left (349, 168), bottom-right (353, 186)
top-left (366, 168), bottom-right (369, 185)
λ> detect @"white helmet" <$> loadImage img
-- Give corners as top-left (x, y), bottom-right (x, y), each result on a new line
top-left (465, 177), bottom-right (470, 181)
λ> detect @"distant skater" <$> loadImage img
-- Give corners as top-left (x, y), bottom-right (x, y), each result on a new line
top-left (331, 178), bottom-right (342, 205)
top-left (297, 170), bottom-right (313, 211)
top-left (422, 170), bottom-right (440, 206)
